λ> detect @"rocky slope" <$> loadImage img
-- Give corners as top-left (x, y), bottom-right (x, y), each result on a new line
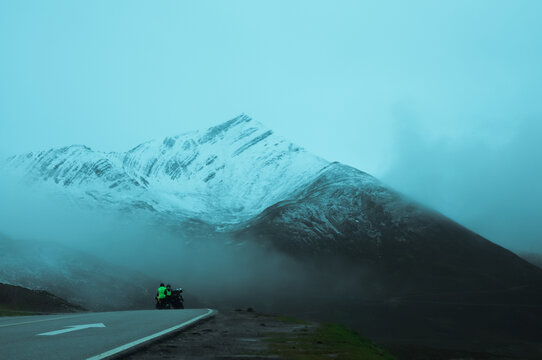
top-left (236, 162), bottom-right (542, 297)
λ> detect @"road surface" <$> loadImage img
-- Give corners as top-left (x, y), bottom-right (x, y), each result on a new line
top-left (0, 309), bottom-right (215, 360)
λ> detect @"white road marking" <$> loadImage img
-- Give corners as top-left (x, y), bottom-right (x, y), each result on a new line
top-left (86, 309), bottom-right (215, 360)
top-left (38, 323), bottom-right (106, 336)
top-left (0, 314), bottom-right (88, 328)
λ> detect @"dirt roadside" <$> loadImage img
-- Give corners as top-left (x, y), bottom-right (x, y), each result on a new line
top-left (118, 309), bottom-right (523, 360)
top-left (119, 308), bottom-right (313, 359)
top-left (119, 308), bottom-right (400, 360)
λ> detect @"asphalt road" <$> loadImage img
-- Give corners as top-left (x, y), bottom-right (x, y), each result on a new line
top-left (0, 308), bottom-right (215, 360)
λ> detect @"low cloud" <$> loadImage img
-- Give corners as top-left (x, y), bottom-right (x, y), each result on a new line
top-left (0, 174), bottom-right (366, 311)
top-left (382, 112), bottom-right (542, 253)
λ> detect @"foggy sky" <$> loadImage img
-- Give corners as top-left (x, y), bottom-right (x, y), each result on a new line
top-left (1, 1), bottom-right (541, 253)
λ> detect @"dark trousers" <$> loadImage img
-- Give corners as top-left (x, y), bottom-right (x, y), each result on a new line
top-left (156, 297), bottom-right (166, 309)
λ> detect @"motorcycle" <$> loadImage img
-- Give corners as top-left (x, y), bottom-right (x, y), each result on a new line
top-left (170, 288), bottom-right (184, 309)
top-left (155, 287), bottom-right (184, 309)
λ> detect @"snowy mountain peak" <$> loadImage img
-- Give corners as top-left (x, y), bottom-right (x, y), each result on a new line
top-left (197, 114), bottom-right (265, 145)
top-left (4, 115), bottom-right (329, 224)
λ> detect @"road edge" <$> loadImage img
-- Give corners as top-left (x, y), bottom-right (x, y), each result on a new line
top-left (85, 309), bottom-right (217, 360)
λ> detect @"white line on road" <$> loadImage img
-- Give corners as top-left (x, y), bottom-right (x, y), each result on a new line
top-left (38, 323), bottom-right (106, 336)
top-left (0, 314), bottom-right (88, 328)
top-left (86, 309), bottom-right (215, 360)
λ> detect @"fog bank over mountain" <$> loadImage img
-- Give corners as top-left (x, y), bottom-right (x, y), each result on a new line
top-left (0, 158), bottom-right (346, 310)
top-left (382, 115), bottom-right (542, 253)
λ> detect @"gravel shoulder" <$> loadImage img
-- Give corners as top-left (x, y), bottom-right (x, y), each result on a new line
top-left (119, 308), bottom-right (308, 359)
top-left (119, 309), bottom-right (530, 360)
top-left (119, 308), bottom-right (394, 360)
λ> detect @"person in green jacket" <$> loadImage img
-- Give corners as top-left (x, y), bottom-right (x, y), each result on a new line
top-left (165, 284), bottom-right (172, 309)
top-left (156, 283), bottom-right (167, 309)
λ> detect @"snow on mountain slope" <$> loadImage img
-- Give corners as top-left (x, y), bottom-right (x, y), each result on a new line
top-left (4, 115), bottom-right (328, 225)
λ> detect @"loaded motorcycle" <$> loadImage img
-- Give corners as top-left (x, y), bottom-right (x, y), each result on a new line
top-left (155, 288), bottom-right (184, 309)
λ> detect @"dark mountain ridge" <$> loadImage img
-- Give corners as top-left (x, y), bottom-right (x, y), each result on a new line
top-left (236, 162), bottom-right (542, 300)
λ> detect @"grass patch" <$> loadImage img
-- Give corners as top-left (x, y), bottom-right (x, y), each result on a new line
top-left (267, 323), bottom-right (396, 360)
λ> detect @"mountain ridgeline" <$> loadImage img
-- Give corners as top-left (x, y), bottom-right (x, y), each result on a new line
top-left (2, 115), bottom-right (542, 354)
top-left (5, 115), bottom-right (327, 226)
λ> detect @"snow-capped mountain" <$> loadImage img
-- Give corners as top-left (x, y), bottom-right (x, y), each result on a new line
top-left (5, 115), bottom-right (327, 226)
top-left (3, 114), bottom-right (542, 299)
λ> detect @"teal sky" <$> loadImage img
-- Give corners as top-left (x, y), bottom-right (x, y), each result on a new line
top-left (1, 1), bottom-right (541, 252)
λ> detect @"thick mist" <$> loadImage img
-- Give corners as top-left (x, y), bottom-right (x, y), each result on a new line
top-left (382, 116), bottom-right (542, 254)
top-left (0, 174), bottom-right (368, 311)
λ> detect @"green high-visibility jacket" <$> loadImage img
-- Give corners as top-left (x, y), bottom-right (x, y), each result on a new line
top-left (166, 289), bottom-right (172, 296)
top-left (157, 286), bottom-right (167, 299)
